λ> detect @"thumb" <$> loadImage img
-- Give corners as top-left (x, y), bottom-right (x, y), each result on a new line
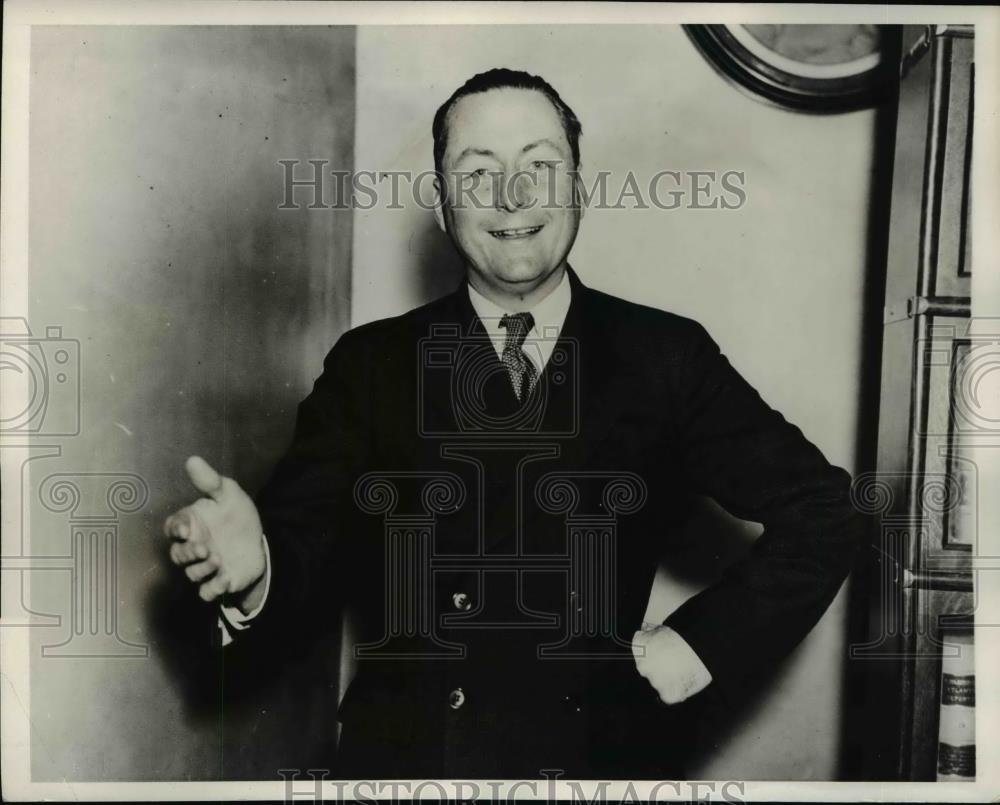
top-left (185, 455), bottom-right (225, 500)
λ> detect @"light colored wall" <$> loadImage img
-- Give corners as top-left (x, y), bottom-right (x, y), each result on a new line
top-left (352, 24), bottom-right (877, 780)
top-left (26, 26), bottom-right (355, 780)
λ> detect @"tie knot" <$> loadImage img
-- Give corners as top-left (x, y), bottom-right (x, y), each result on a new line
top-left (499, 312), bottom-right (534, 351)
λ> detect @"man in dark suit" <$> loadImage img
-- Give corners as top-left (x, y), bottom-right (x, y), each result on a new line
top-left (164, 68), bottom-right (865, 779)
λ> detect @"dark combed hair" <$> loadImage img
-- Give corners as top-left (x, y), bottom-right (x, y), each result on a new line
top-left (432, 68), bottom-right (583, 174)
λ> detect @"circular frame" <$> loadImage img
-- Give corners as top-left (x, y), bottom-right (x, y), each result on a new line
top-left (684, 24), bottom-right (894, 113)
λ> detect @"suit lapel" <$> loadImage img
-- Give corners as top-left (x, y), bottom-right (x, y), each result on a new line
top-left (561, 269), bottom-right (641, 469)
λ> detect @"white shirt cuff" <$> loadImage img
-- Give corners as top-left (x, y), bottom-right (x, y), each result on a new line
top-left (218, 533), bottom-right (271, 646)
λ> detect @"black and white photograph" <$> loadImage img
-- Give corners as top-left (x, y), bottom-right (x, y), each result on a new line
top-left (2, 2), bottom-right (999, 801)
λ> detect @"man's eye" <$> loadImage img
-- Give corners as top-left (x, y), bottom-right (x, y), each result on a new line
top-left (461, 169), bottom-right (491, 189)
top-left (530, 160), bottom-right (554, 170)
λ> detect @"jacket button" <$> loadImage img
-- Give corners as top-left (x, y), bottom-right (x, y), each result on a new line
top-left (449, 687), bottom-right (466, 709)
top-left (563, 693), bottom-right (582, 713)
top-left (452, 592), bottom-right (472, 611)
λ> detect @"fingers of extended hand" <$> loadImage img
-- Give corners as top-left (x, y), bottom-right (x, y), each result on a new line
top-left (165, 504), bottom-right (214, 565)
top-left (184, 554), bottom-right (221, 582)
top-left (198, 571), bottom-right (230, 602)
top-left (169, 539), bottom-right (205, 566)
top-left (163, 510), bottom-right (191, 540)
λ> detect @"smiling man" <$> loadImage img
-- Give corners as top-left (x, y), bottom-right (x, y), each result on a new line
top-left (163, 68), bottom-right (864, 780)
top-left (431, 83), bottom-right (580, 308)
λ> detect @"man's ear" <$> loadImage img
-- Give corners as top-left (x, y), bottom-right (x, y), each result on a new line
top-left (432, 174), bottom-right (447, 233)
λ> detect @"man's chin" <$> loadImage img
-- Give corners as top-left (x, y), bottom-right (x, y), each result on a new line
top-left (498, 272), bottom-right (544, 287)
top-left (467, 260), bottom-right (564, 300)
top-left (494, 262), bottom-right (561, 288)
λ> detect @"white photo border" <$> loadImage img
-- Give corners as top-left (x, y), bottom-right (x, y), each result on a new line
top-left (2, 1), bottom-right (999, 801)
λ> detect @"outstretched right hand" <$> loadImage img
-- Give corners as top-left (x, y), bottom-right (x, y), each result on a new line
top-left (163, 456), bottom-right (267, 613)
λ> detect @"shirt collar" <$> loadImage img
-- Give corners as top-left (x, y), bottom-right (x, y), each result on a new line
top-left (466, 269), bottom-right (573, 370)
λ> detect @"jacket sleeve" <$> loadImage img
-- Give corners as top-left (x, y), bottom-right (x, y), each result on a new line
top-left (662, 320), bottom-right (866, 706)
top-left (225, 327), bottom-right (371, 651)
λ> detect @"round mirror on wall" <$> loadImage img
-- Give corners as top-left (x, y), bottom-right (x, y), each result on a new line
top-left (684, 24), bottom-right (895, 113)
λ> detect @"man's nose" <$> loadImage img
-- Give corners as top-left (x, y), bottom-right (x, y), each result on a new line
top-left (495, 171), bottom-right (530, 212)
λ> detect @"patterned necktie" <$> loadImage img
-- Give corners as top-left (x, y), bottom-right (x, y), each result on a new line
top-left (499, 312), bottom-right (537, 401)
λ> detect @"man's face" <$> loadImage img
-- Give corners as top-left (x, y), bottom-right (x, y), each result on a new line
top-left (434, 88), bottom-right (582, 301)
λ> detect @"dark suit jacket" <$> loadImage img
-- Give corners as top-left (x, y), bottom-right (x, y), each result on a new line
top-left (235, 267), bottom-right (864, 779)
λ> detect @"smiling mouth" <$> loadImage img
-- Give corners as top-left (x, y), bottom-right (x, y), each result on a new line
top-left (489, 225), bottom-right (543, 240)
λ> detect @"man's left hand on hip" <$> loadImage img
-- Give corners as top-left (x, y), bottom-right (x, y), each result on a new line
top-left (632, 624), bottom-right (713, 705)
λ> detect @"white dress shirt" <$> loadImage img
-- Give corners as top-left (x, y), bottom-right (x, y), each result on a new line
top-left (218, 536), bottom-right (271, 643)
top-left (466, 269), bottom-right (572, 374)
